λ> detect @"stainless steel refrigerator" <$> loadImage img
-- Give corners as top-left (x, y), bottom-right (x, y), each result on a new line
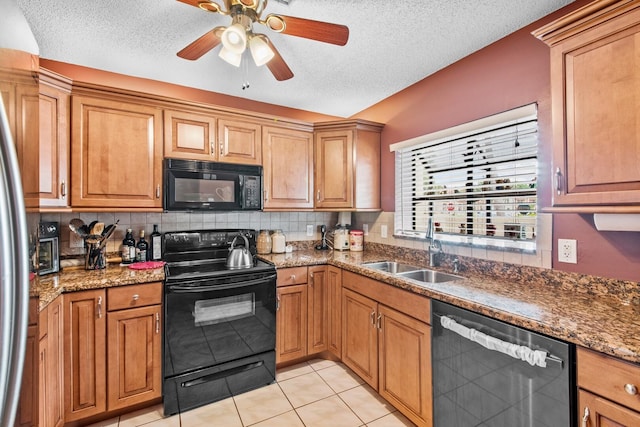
top-left (0, 88), bottom-right (30, 426)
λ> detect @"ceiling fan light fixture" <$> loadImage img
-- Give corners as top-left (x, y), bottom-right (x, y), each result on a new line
top-left (249, 35), bottom-right (274, 66)
top-left (219, 46), bottom-right (242, 67)
top-left (221, 23), bottom-right (247, 54)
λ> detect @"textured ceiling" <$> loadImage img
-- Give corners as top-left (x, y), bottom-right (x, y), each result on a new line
top-left (17, 0), bottom-right (573, 118)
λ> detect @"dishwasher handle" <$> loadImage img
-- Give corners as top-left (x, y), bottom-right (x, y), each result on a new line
top-left (435, 313), bottom-right (563, 368)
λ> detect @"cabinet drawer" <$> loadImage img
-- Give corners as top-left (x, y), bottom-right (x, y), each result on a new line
top-left (277, 267), bottom-right (308, 287)
top-left (107, 282), bottom-right (163, 311)
top-left (578, 347), bottom-right (640, 412)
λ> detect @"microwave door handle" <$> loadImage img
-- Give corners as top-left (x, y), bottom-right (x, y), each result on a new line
top-left (238, 175), bottom-right (245, 208)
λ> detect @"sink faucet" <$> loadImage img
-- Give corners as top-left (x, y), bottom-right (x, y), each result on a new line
top-left (426, 218), bottom-right (442, 267)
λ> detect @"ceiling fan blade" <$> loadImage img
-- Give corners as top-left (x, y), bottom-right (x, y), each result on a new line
top-left (263, 38), bottom-right (293, 81)
top-left (176, 0), bottom-right (203, 8)
top-left (177, 27), bottom-right (224, 60)
top-left (265, 14), bottom-right (349, 46)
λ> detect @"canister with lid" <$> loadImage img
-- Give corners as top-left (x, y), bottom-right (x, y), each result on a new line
top-left (349, 230), bottom-right (364, 252)
top-left (256, 230), bottom-right (272, 254)
top-left (333, 228), bottom-right (350, 251)
top-left (271, 229), bottom-right (286, 254)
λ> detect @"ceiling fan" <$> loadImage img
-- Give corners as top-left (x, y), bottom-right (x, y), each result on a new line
top-left (176, 0), bottom-right (349, 81)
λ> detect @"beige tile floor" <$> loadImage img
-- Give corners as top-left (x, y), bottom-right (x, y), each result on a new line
top-left (89, 359), bottom-right (416, 427)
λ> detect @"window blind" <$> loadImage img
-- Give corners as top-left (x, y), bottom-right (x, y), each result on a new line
top-left (395, 107), bottom-right (538, 248)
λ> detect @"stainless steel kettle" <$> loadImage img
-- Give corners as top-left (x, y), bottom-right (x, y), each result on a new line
top-left (226, 234), bottom-right (253, 269)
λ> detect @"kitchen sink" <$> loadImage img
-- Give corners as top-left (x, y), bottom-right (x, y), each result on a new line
top-left (362, 261), bottom-right (422, 274)
top-left (396, 269), bottom-right (463, 284)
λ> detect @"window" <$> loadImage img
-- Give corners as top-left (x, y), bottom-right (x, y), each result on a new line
top-left (392, 104), bottom-right (538, 251)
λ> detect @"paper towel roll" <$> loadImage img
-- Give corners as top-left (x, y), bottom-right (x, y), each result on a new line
top-left (593, 214), bottom-right (640, 232)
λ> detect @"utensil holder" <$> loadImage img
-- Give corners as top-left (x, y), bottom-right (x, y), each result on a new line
top-left (85, 242), bottom-right (106, 270)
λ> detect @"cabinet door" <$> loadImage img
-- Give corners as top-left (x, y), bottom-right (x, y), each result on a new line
top-left (315, 130), bottom-right (353, 209)
top-left (64, 289), bottom-right (106, 421)
top-left (164, 109), bottom-right (217, 161)
top-left (107, 305), bottom-right (162, 410)
top-left (579, 389), bottom-right (640, 426)
top-left (307, 266), bottom-right (328, 355)
top-left (71, 96), bottom-right (163, 209)
top-left (542, 4), bottom-right (640, 207)
top-left (15, 325), bottom-right (37, 427)
top-left (327, 266), bottom-right (342, 358)
top-left (342, 288), bottom-right (377, 388)
top-left (39, 80), bottom-right (70, 208)
top-left (46, 297), bottom-right (64, 427)
top-left (378, 305), bottom-right (432, 427)
top-left (218, 118), bottom-right (261, 165)
top-left (262, 126), bottom-right (314, 210)
top-left (38, 334), bottom-right (47, 427)
top-left (15, 84), bottom-right (40, 210)
top-left (276, 284), bottom-right (308, 364)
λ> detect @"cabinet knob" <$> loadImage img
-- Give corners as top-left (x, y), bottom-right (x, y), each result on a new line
top-left (290, 275), bottom-right (296, 281)
top-left (581, 406), bottom-right (589, 427)
top-left (132, 294), bottom-right (139, 301)
top-left (625, 383), bottom-right (638, 395)
top-left (555, 167), bottom-right (563, 196)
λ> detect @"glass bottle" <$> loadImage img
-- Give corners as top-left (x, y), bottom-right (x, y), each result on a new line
top-left (136, 230), bottom-right (148, 262)
top-left (150, 224), bottom-right (162, 260)
top-left (256, 230), bottom-right (272, 254)
top-left (121, 228), bottom-right (136, 264)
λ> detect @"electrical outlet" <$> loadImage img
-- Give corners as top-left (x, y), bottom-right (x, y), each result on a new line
top-left (558, 238), bottom-right (577, 264)
top-left (381, 225), bottom-right (388, 239)
top-left (69, 229), bottom-right (84, 248)
top-left (363, 224), bottom-right (369, 235)
top-left (306, 224), bottom-right (314, 237)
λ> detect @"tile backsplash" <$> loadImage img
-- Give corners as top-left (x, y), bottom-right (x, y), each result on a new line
top-left (41, 211), bottom-right (337, 257)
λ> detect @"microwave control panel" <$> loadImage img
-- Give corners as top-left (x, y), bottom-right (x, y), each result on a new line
top-left (243, 175), bottom-right (261, 208)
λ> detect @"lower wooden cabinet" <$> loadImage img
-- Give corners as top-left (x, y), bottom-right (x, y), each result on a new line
top-left (326, 266), bottom-right (342, 358)
top-left (276, 266), bottom-right (334, 364)
top-left (578, 346), bottom-right (640, 426)
top-left (342, 271), bottom-right (432, 427)
top-left (39, 297), bottom-right (64, 427)
top-left (61, 283), bottom-right (162, 424)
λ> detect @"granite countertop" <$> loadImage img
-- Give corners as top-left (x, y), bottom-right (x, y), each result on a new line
top-left (262, 248), bottom-right (640, 364)
top-left (31, 264), bottom-right (165, 311)
top-left (31, 247), bottom-right (640, 364)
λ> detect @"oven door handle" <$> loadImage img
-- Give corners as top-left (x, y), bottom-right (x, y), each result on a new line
top-left (168, 274), bottom-right (277, 293)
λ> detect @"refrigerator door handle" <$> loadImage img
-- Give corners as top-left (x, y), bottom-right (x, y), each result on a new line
top-left (0, 93), bottom-right (30, 426)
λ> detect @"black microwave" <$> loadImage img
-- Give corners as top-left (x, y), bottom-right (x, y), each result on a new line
top-left (164, 158), bottom-right (263, 211)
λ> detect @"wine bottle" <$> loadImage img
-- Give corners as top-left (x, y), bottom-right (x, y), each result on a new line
top-left (121, 228), bottom-right (136, 264)
top-left (136, 230), bottom-right (148, 262)
top-left (150, 224), bottom-right (162, 261)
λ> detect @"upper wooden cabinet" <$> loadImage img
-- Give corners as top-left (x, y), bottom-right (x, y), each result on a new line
top-left (39, 69), bottom-right (71, 210)
top-left (314, 120), bottom-right (383, 211)
top-left (218, 117), bottom-right (262, 165)
top-left (71, 94), bottom-right (163, 210)
top-left (164, 109), bottom-right (217, 160)
top-left (534, 0), bottom-right (640, 212)
top-left (262, 125), bottom-right (314, 210)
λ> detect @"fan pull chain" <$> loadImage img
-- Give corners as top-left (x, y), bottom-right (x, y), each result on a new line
top-left (242, 50), bottom-right (250, 90)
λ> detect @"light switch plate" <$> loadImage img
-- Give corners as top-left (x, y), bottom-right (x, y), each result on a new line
top-left (381, 225), bottom-right (388, 239)
top-left (363, 224), bottom-right (369, 235)
top-left (306, 224), bottom-right (314, 237)
top-left (558, 238), bottom-right (577, 264)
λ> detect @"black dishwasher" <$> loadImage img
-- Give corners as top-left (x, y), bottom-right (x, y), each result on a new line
top-left (431, 300), bottom-right (575, 427)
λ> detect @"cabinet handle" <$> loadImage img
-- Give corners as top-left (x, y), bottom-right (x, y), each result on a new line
top-left (60, 181), bottom-right (66, 198)
top-left (264, 190), bottom-right (268, 201)
top-left (210, 142), bottom-right (215, 155)
top-left (581, 406), bottom-right (589, 427)
top-left (276, 294), bottom-right (280, 311)
top-left (370, 310), bottom-right (375, 326)
top-left (156, 185), bottom-right (161, 199)
top-left (625, 383), bottom-right (638, 395)
top-left (220, 143), bottom-right (224, 156)
top-left (155, 313), bottom-right (160, 334)
top-left (132, 294), bottom-right (139, 301)
top-left (97, 296), bottom-right (103, 319)
top-left (317, 190), bottom-right (320, 201)
top-left (555, 167), bottom-right (563, 196)
top-left (376, 314), bottom-right (382, 330)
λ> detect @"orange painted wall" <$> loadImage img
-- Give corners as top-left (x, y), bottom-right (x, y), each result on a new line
top-left (354, 0), bottom-right (640, 283)
top-left (39, 58), bottom-right (340, 123)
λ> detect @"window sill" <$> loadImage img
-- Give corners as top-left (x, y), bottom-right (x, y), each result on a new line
top-left (394, 231), bottom-right (536, 253)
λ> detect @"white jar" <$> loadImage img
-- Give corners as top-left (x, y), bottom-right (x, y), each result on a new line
top-left (334, 228), bottom-right (350, 251)
top-left (271, 229), bottom-right (286, 254)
